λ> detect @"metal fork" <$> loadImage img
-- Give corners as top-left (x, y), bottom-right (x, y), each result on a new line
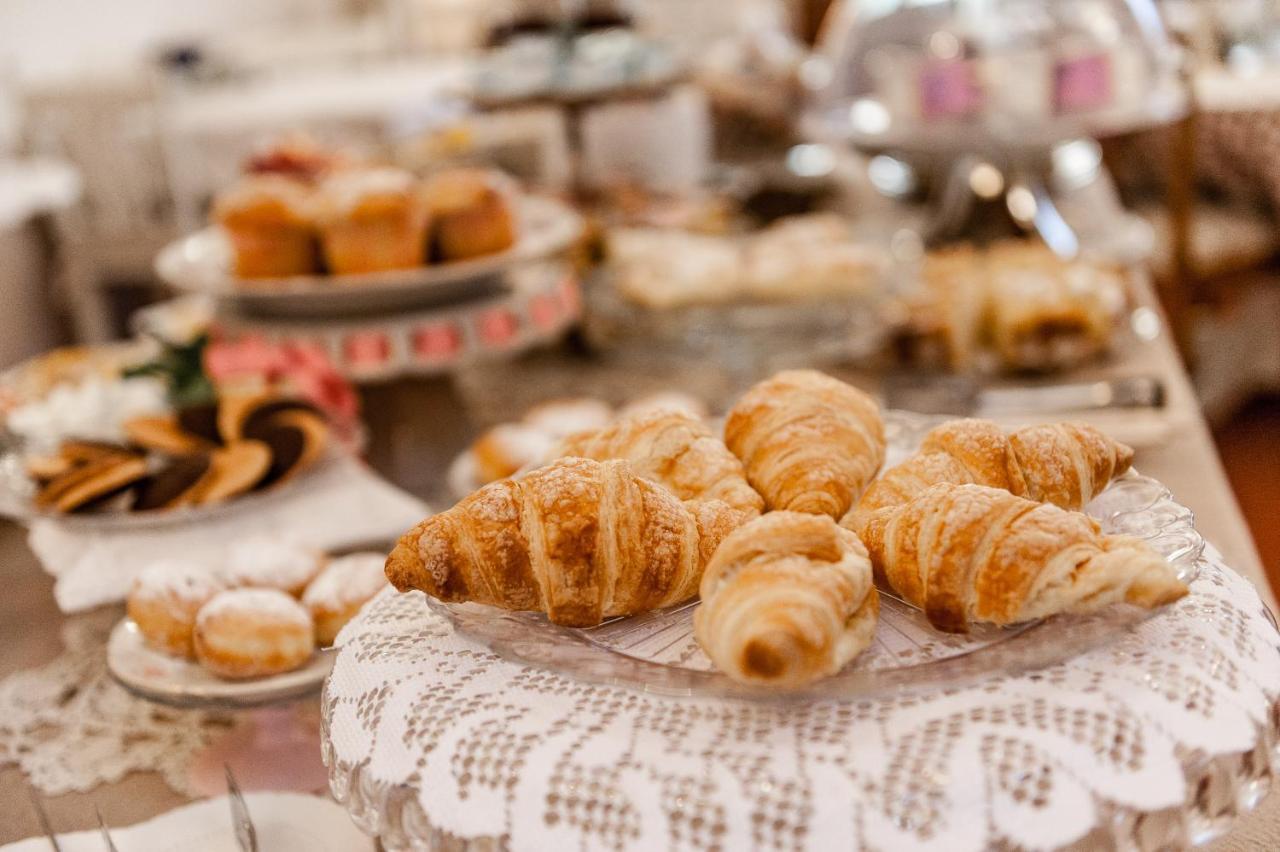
top-left (25, 784), bottom-right (62, 852)
top-left (95, 805), bottom-right (120, 852)
top-left (225, 764), bottom-right (259, 852)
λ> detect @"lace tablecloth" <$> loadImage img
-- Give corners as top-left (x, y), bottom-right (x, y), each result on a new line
top-left (323, 543), bottom-right (1280, 851)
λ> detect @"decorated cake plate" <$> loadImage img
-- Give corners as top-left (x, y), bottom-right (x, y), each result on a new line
top-left (155, 195), bottom-right (584, 319)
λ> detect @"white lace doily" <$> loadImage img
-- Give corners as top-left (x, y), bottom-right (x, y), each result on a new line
top-left (323, 539), bottom-right (1280, 851)
top-left (0, 610), bottom-right (229, 796)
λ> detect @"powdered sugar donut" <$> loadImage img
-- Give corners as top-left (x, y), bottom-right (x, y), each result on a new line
top-left (522, 398), bottom-right (613, 439)
top-left (127, 559), bottom-right (226, 658)
top-left (223, 537), bottom-right (324, 597)
top-left (302, 552), bottom-right (390, 645)
top-left (193, 588), bottom-right (315, 679)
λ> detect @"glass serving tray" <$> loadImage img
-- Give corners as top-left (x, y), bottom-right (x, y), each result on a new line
top-left (428, 410), bottom-right (1203, 701)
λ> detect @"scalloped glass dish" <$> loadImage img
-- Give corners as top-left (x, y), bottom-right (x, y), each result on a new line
top-left (428, 411), bottom-right (1203, 702)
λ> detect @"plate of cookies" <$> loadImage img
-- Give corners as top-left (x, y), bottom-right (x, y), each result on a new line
top-left (383, 369), bottom-right (1201, 700)
top-left (4, 389), bottom-right (335, 531)
top-left (156, 161), bottom-right (584, 318)
top-left (109, 542), bottom-right (389, 708)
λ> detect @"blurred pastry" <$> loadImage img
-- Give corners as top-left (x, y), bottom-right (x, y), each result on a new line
top-left (223, 538), bottom-right (325, 597)
top-left (313, 167), bottom-right (429, 274)
top-left (522, 397), bottom-right (613, 439)
top-left (422, 168), bottom-right (518, 262)
top-left (125, 414), bottom-right (215, 455)
top-left (131, 454), bottom-right (213, 511)
top-left (187, 440), bottom-right (272, 505)
top-left (213, 175), bottom-right (318, 279)
top-left (193, 588), bottom-right (315, 679)
top-left (609, 228), bottom-right (742, 309)
top-left (34, 451), bottom-right (149, 513)
top-left (127, 560), bottom-right (226, 658)
top-left (244, 136), bottom-right (348, 184)
top-left (471, 423), bottom-right (558, 484)
top-left (617, 391), bottom-right (708, 421)
top-left (247, 408), bottom-right (329, 487)
top-left (302, 552), bottom-right (390, 645)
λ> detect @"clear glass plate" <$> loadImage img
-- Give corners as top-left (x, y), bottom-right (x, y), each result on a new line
top-left (429, 410), bottom-right (1203, 701)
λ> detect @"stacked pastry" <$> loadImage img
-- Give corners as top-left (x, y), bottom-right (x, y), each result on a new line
top-left (214, 158), bottom-right (519, 280)
top-left (895, 240), bottom-right (1128, 372)
top-left (387, 369), bottom-right (1187, 691)
top-left (128, 542), bottom-right (389, 680)
top-left (27, 392), bottom-right (328, 515)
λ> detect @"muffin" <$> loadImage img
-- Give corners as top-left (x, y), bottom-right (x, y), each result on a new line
top-left (313, 167), bottom-right (429, 274)
top-left (422, 168), bottom-right (518, 262)
top-left (213, 175), bottom-right (319, 279)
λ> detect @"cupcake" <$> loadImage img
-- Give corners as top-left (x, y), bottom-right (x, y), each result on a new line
top-left (213, 175), bottom-right (319, 279)
top-left (422, 168), bottom-right (518, 262)
top-left (313, 167), bottom-right (429, 274)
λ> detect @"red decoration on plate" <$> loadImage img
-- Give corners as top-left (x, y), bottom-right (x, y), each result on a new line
top-left (412, 322), bottom-right (463, 360)
top-left (343, 331), bottom-right (391, 367)
top-left (530, 293), bottom-right (560, 329)
top-left (477, 308), bottom-right (519, 346)
top-left (919, 59), bottom-right (983, 120)
top-left (557, 275), bottom-right (581, 315)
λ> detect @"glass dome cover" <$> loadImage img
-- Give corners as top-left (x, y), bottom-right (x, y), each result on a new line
top-left (806, 0), bottom-right (1186, 154)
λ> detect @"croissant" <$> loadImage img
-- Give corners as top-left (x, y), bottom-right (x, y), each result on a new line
top-left (558, 410), bottom-right (764, 517)
top-left (860, 482), bottom-right (1188, 633)
top-left (386, 457), bottom-right (742, 626)
top-left (724, 370), bottom-right (885, 519)
top-left (846, 419), bottom-right (1133, 533)
top-left (694, 512), bottom-right (878, 688)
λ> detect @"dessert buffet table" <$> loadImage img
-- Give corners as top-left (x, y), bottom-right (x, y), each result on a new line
top-left (0, 277), bottom-right (1275, 847)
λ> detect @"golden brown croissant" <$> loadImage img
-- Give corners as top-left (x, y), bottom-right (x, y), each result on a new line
top-left (558, 410), bottom-right (764, 517)
top-left (846, 419), bottom-right (1133, 533)
top-left (724, 370), bottom-right (885, 519)
top-left (386, 457), bottom-right (742, 626)
top-left (860, 482), bottom-right (1187, 633)
top-left (694, 512), bottom-right (878, 688)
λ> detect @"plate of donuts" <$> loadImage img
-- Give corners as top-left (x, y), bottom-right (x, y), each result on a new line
top-left (109, 545), bottom-right (389, 708)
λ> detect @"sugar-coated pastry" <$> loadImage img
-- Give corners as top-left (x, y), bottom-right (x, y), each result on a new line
top-left (422, 168), bottom-right (518, 261)
top-left (387, 457), bottom-right (742, 627)
top-left (694, 512), bottom-right (878, 688)
top-left (559, 410), bottom-right (764, 517)
top-left (213, 175), bottom-right (318, 279)
top-left (313, 167), bottom-right (430, 274)
top-left (724, 370), bottom-right (885, 519)
top-left (193, 588), bottom-right (315, 679)
top-left (617, 391), bottom-right (709, 422)
top-left (127, 559), bottom-right (226, 658)
top-left (861, 482), bottom-right (1188, 633)
top-left (471, 423), bottom-right (558, 484)
top-left (521, 397), bottom-right (613, 439)
top-left (223, 537), bottom-right (324, 597)
top-left (847, 419), bottom-right (1133, 533)
top-left (302, 552), bottom-right (390, 645)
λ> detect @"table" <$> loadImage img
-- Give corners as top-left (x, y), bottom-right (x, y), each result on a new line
top-left (0, 280), bottom-right (1274, 846)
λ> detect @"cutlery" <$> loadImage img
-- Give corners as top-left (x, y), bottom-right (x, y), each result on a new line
top-left (95, 805), bottom-right (120, 852)
top-left (25, 784), bottom-right (62, 852)
top-left (883, 374), bottom-right (1165, 417)
top-left (225, 764), bottom-right (259, 852)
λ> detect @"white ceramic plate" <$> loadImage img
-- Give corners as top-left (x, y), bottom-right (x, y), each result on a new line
top-left (155, 195), bottom-right (584, 318)
top-left (108, 618), bottom-right (335, 709)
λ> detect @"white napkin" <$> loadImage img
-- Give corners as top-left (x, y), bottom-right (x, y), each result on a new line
top-left (2, 792), bottom-right (374, 851)
top-left (30, 456), bottom-right (429, 613)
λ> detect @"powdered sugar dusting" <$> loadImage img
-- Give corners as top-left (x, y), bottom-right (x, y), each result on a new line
top-left (224, 537), bottom-right (322, 592)
top-left (197, 588), bottom-right (311, 628)
top-left (131, 559), bottom-right (225, 602)
top-left (303, 552), bottom-right (389, 611)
